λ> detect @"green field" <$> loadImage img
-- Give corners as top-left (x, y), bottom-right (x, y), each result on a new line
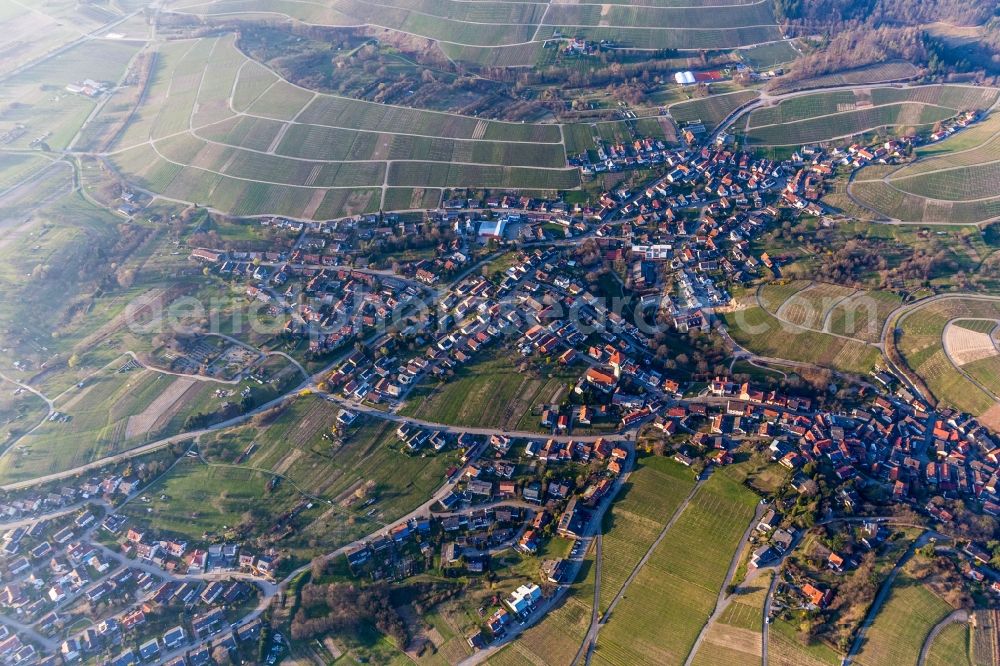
top-left (954, 319), bottom-right (996, 333)
top-left (592, 467), bottom-right (757, 666)
top-left (925, 621), bottom-right (972, 666)
top-left (670, 91), bottom-right (759, 132)
top-left (204, 396), bottom-right (457, 520)
top-left (0, 354), bottom-right (288, 484)
top-left (398, 353), bottom-right (576, 431)
top-left (758, 280), bottom-right (811, 312)
top-left (849, 102), bottom-right (1000, 224)
top-left (0, 378), bottom-right (49, 441)
top-left (769, 617), bottom-right (842, 666)
top-left (178, 0), bottom-right (783, 51)
top-left (895, 298), bottom-right (1000, 415)
top-left (0, 153), bottom-right (52, 192)
top-left (119, 460), bottom-right (308, 541)
top-left (722, 305), bottom-right (881, 375)
top-left (598, 456), bottom-right (697, 614)
top-left (0, 37), bottom-right (142, 151)
top-left (959, 355), bottom-right (1000, 397)
top-left (740, 41), bottom-right (799, 69)
top-left (854, 572), bottom-right (953, 666)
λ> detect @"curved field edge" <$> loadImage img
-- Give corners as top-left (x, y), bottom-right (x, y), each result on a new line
top-left (894, 298), bottom-right (1000, 417)
top-left (721, 305), bottom-right (880, 375)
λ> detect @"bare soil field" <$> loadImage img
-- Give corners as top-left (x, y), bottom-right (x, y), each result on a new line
top-left (943, 321), bottom-right (999, 366)
top-left (125, 375), bottom-right (196, 439)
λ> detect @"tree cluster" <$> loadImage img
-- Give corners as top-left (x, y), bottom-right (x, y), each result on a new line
top-left (291, 583), bottom-right (408, 647)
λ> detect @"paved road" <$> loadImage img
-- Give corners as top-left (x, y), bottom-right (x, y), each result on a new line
top-left (917, 609), bottom-right (969, 666)
top-left (761, 564), bottom-right (780, 665)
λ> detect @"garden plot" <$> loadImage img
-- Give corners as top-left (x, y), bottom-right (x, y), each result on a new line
top-left (943, 320), bottom-right (999, 366)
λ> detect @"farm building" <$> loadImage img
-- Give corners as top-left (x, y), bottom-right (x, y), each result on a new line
top-left (478, 219), bottom-right (508, 240)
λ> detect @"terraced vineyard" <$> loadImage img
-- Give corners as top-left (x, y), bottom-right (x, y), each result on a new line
top-left (769, 60), bottom-right (921, 95)
top-left (774, 283), bottom-right (856, 330)
top-left (722, 305), bottom-right (881, 375)
top-left (849, 93), bottom-right (1000, 224)
top-left (167, 0), bottom-right (785, 55)
top-left (105, 35), bottom-right (580, 218)
top-left (670, 91), bottom-right (760, 133)
top-left (743, 85), bottom-right (998, 146)
top-left (827, 290), bottom-right (902, 342)
top-left (895, 298), bottom-right (1000, 417)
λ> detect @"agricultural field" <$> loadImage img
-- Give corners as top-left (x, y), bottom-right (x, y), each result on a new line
top-left (0, 362), bottom-right (175, 483)
top-left (0, 379), bottom-right (48, 442)
top-left (853, 568), bottom-right (955, 666)
top-left (598, 456), bottom-right (697, 614)
top-left (0, 153), bottom-right (54, 193)
top-left (895, 298), bottom-right (1000, 416)
top-left (486, 593), bottom-right (591, 666)
top-left (106, 35), bottom-right (582, 217)
top-left (972, 609), bottom-right (1000, 666)
top-left (769, 61), bottom-right (921, 95)
top-left (0, 356), bottom-right (276, 484)
top-left (0, 0), bottom-right (130, 78)
top-left (768, 617), bottom-right (843, 666)
top-left (743, 85), bottom-right (997, 147)
top-left (925, 621), bottom-right (972, 666)
top-left (850, 101), bottom-right (1000, 224)
top-left (168, 0), bottom-right (785, 51)
top-left (826, 290), bottom-right (902, 342)
top-left (773, 283), bottom-right (856, 330)
top-left (0, 37), bottom-right (143, 151)
top-left (591, 466), bottom-right (757, 666)
top-left (740, 41), bottom-right (799, 69)
top-left (943, 319), bottom-right (999, 366)
top-left (670, 91), bottom-right (759, 133)
top-left (439, 42), bottom-right (545, 68)
top-left (721, 305), bottom-right (881, 375)
top-left (758, 280), bottom-right (811, 313)
top-left (959, 356), bottom-right (1000, 398)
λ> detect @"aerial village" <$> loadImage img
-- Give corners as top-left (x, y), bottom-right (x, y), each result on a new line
top-left (0, 82), bottom-right (994, 665)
